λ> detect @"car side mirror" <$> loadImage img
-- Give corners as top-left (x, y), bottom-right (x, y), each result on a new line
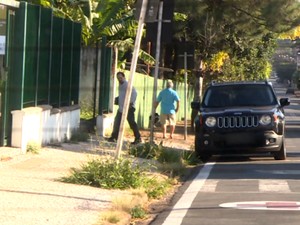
top-left (279, 98), bottom-right (290, 107)
top-left (191, 101), bottom-right (201, 110)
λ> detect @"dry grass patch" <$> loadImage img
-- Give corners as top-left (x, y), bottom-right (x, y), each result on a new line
top-left (96, 210), bottom-right (131, 225)
top-left (97, 189), bottom-right (150, 225)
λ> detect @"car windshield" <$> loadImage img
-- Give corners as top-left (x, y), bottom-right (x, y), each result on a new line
top-left (203, 84), bottom-right (278, 107)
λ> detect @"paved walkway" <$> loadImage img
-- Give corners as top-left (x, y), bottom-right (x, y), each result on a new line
top-left (0, 144), bottom-right (128, 225)
top-left (0, 122), bottom-right (194, 225)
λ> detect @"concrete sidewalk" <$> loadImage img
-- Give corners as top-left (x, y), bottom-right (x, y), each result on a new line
top-left (0, 144), bottom-right (126, 225)
top-left (0, 120), bottom-right (195, 225)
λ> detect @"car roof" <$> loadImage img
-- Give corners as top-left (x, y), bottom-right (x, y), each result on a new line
top-left (209, 80), bottom-right (272, 87)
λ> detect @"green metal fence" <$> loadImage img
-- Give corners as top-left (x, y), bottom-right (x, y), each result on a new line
top-left (116, 72), bottom-right (194, 130)
top-left (98, 36), bottom-right (112, 115)
top-left (2, 2), bottom-right (81, 145)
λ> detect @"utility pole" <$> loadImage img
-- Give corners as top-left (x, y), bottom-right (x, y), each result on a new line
top-left (177, 43), bottom-right (194, 140)
top-left (150, 1), bottom-right (163, 144)
top-left (115, 0), bottom-right (149, 159)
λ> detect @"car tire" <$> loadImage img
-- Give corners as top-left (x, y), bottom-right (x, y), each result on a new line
top-left (199, 154), bottom-right (211, 162)
top-left (194, 134), bottom-right (211, 162)
top-left (274, 138), bottom-right (286, 160)
top-left (194, 133), bottom-right (201, 157)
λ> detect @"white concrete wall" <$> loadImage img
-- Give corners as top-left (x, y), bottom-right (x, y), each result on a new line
top-left (11, 105), bottom-right (80, 153)
top-left (96, 113), bottom-right (114, 137)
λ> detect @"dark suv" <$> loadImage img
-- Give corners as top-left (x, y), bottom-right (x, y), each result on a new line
top-left (191, 81), bottom-right (290, 161)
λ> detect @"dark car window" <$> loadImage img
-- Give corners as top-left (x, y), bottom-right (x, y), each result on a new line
top-left (203, 85), bottom-right (277, 107)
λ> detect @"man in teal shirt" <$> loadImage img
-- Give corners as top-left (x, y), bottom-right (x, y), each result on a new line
top-left (155, 80), bottom-right (180, 139)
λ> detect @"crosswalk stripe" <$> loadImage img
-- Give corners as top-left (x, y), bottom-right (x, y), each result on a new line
top-left (200, 180), bottom-right (218, 192)
top-left (199, 180), bottom-right (292, 193)
top-left (259, 180), bottom-right (291, 193)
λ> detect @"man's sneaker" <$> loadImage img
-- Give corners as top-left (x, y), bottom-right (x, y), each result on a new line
top-left (106, 137), bottom-right (116, 143)
top-left (131, 138), bottom-right (142, 145)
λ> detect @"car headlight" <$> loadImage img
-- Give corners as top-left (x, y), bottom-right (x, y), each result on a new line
top-left (260, 115), bottom-right (272, 125)
top-left (205, 117), bottom-right (217, 127)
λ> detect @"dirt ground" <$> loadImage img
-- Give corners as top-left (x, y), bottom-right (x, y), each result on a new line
top-left (133, 120), bottom-right (195, 151)
top-left (131, 120), bottom-right (196, 225)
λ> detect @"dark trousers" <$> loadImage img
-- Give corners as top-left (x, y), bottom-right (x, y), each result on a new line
top-left (111, 107), bottom-right (141, 140)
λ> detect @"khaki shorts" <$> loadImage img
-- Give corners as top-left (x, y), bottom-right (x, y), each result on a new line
top-left (160, 114), bottom-right (176, 126)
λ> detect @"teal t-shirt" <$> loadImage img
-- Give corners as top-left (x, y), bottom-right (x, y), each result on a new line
top-left (157, 88), bottom-right (180, 114)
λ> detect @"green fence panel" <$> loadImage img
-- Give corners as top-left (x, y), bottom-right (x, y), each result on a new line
top-left (60, 19), bottom-right (72, 106)
top-left (3, 2), bottom-right (81, 145)
top-left (23, 3), bottom-right (39, 107)
top-left (8, 2), bottom-right (26, 111)
top-left (37, 6), bottom-right (52, 105)
top-left (99, 36), bottom-right (112, 115)
top-left (49, 16), bottom-right (63, 108)
top-left (5, 2), bottom-right (27, 145)
top-left (0, 8), bottom-right (15, 146)
top-left (117, 72), bottom-right (194, 130)
top-left (70, 22), bottom-right (81, 105)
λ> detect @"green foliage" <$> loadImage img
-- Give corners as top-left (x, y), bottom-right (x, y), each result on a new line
top-left (70, 129), bottom-right (90, 143)
top-left (26, 142), bottom-right (41, 154)
top-left (128, 142), bottom-right (163, 159)
top-left (130, 205), bottom-right (147, 219)
top-left (142, 177), bottom-right (172, 199)
top-left (129, 142), bottom-right (200, 178)
top-left (173, 0), bottom-right (300, 82)
top-left (129, 142), bottom-right (200, 166)
top-left (157, 148), bottom-right (182, 164)
top-left (60, 158), bottom-right (145, 189)
top-left (60, 156), bottom-right (176, 200)
top-left (79, 97), bottom-right (94, 120)
top-left (22, 0), bottom-right (300, 83)
top-left (181, 150), bottom-right (201, 165)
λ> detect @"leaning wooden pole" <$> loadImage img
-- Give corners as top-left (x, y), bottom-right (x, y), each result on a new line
top-left (115, 0), bottom-right (148, 159)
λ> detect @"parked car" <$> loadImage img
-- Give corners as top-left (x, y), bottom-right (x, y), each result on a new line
top-left (191, 81), bottom-right (290, 161)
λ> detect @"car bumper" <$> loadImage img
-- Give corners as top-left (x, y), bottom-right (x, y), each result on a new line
top-left (196, 130), bottom-right (283, 154)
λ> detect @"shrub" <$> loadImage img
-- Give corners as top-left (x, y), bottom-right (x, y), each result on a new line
top-left (128, 142), bottom-right (162, 159)
top-left (60, 158), bottom-right (146, 190)
top-left (131, 205), bottom-right (147, 219)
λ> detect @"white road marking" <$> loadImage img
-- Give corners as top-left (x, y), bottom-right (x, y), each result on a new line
top-left (259, 180), bottom-right (291, 193)
top-left (162, 162), bottom-right (215, 225)
top-left (200, 179), bottom-right (218, 192)
top-left (255, 170), bottom-right (300, 175)
top-left (220, 201), bottom-right (300, 211)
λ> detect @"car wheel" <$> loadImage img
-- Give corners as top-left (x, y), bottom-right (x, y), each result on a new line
top-left (194, 133), bottom-right (201, 157)
top-left (199, 154), bottom-right (211, 162)
top-left (274, 138), bottom-right (286, 160)
top-left (194, 134), bottom-right (211, 162)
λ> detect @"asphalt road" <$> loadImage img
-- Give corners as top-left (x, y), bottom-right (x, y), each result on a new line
top-left (151, 81), bottom-right (300, 225)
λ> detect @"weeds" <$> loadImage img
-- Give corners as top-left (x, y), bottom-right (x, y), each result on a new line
top-left (26, 141), bottom-right (41, 154)
top-left (128, 142), bottom-right (162, 159)
top-left (129, 141), bottom-right (201, 177)
top-left (69, 129), bottom-right (90, 143)
top-left (131, 205), bottom-right (147, 219)
top-left (60, 140), bottom-right (200, 225)
top-left (98, 210), bottom-right (128, 225)
top-left (60, 158), bottom-right (146, 189)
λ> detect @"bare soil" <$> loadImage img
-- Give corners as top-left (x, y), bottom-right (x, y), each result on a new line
top-left (131, 120), bottom-right (196, 225)
top-left (135, 120), bottom-right (195, 151)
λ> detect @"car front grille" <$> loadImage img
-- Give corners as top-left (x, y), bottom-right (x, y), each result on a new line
top-left (217, 116), bottom-right (259, 128)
